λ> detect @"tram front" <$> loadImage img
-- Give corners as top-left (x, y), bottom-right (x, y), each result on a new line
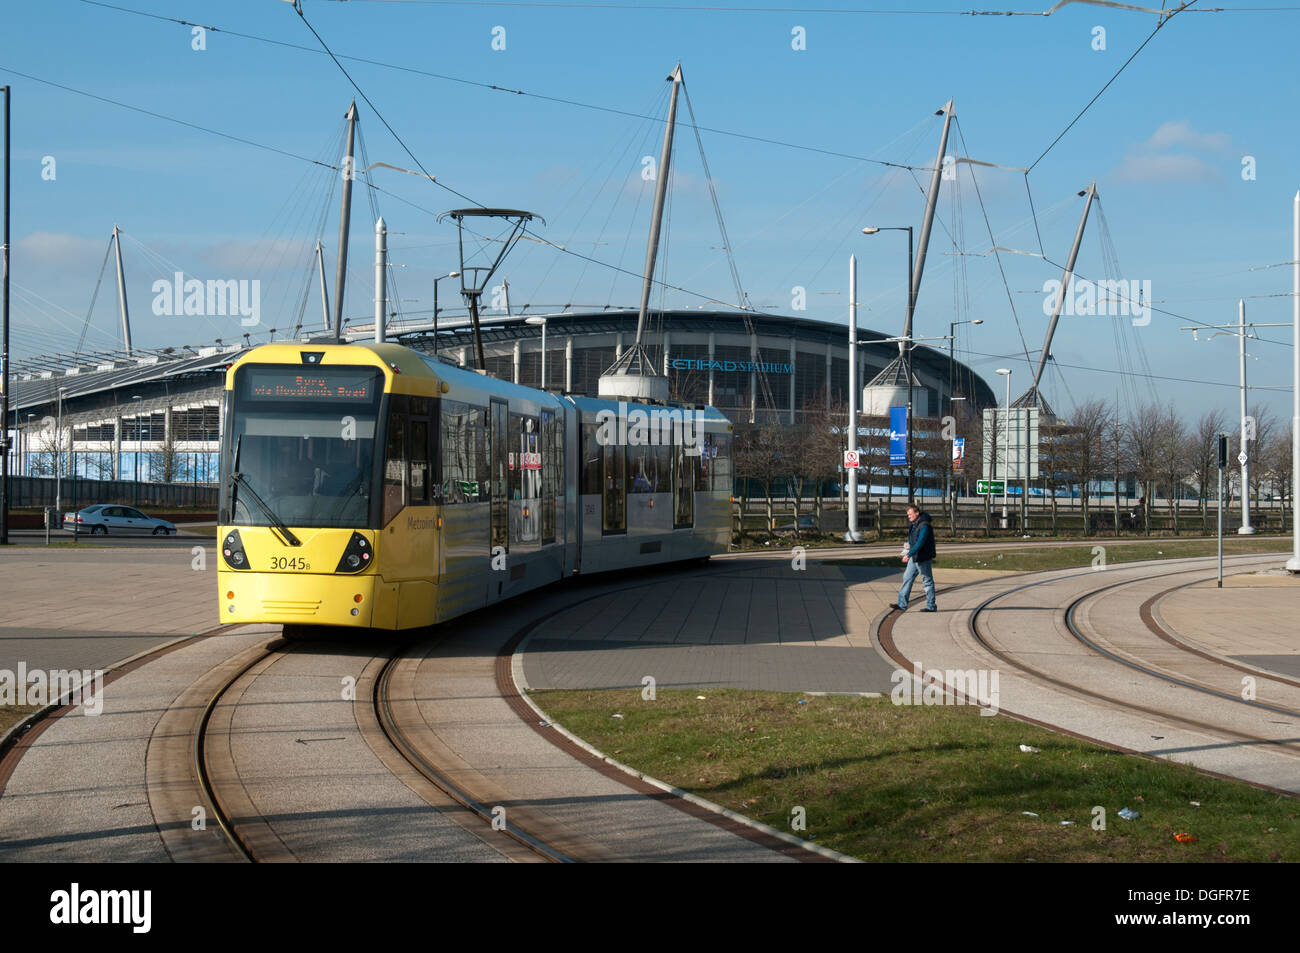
top-left (217, 346), bottom-right (392, 629)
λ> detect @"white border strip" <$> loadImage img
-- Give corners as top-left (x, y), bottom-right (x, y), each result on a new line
top-left (509, 628), bottom-right (861, 864)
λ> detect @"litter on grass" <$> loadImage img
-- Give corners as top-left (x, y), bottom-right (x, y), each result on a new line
top-left (1021, 811), bottom-right (1039, 817)
top-left (1019, 745), bottom-right (1041, 753)
top-left (611, 713), bottom-right (624, 719)
top-left (1174, 832), bottom-right (1198, 843)
top-left (1118, 808), bottom-right (1140, 821)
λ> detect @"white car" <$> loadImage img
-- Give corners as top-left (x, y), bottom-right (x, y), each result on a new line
top-left (64, 504), bottom-right (177, 536)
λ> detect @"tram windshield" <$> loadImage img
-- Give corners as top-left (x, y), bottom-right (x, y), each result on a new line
top-left (222, 365), bottom-right (384, 529)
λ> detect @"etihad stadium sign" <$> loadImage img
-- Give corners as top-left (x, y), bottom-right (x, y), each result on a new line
top-left (669, 358), bottom-right (793, 375)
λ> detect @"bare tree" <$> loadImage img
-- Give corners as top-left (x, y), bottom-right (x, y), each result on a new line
top-left (1126, 403), bottom-right (1164, 535)
top-left (1190, 409), bottom-right (1229, 534)
top-left (1158, 402), bottom-right (1189, 534)
top-left (733, 421), bottom-right (785, 543)
top-left (1262, 426), bottom-right (1293, 526)
top-left (1060, 399), bottom-right (1110, 535)
top-left (1246, 403), bottom-right (1275, 520)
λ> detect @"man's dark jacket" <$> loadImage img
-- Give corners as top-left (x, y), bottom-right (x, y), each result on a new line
top-left (906, 512), bottom-right (937, 563)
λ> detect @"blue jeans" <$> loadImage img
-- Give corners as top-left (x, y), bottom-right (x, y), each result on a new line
top-left (898, 558), bottom-right (936, 610)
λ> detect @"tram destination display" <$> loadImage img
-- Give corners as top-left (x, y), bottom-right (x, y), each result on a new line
top-left (241, 366), bottom-right (379, 403)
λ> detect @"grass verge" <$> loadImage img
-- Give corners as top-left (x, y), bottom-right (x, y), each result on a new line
top-left (827, 537), bottom-right (1289, 573)
top-left (534, 688), bottom-right (1297, 862)
top-left (0, 705), bottom-right (43, 739)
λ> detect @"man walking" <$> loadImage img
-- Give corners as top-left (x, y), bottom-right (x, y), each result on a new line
top-left (891, 503), bottom-right (937, 612)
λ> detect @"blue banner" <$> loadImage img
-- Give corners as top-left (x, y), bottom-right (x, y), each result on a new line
top-left (889, 406), bottom-right (908, 466)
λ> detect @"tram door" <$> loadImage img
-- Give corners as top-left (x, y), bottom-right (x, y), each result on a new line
top-left (541, 410), bottom-right (557, 545)
top-left (490, 399), bottom-right (508, 553)
top-left (673, 439), bottom-right (694, 529)
top-left (602, 440), bottom-right (625, 533)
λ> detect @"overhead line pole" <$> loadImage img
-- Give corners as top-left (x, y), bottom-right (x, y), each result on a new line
top-left (0, 86), bottom-right (8, 546)
top-left (332, 102), bottom-right (358, 340)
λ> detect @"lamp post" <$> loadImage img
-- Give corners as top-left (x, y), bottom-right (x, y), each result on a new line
top-left (948, 318), bottom-right (982, 503)
top-left (996, 369), bottom-right (1012, 530)
top-left (525, 316), bottom-right (549, 389)
top-left (432, 270), bottom-right (460, 357)
top-left (862, 225), bottom-right (914, 500)
top-left (25, 413), bottom-right (33, 476)
top-left (132, 395), bottom-right (142, 502)
top-left (55, 387), bottom-right (65, 517)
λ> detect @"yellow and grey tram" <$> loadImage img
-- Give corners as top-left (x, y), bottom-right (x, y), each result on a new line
top-left (217, 341), bottom-right (732, 630)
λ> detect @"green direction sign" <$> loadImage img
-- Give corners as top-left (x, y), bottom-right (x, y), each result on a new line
top-left (977, 480), bottom-right (1005, 495)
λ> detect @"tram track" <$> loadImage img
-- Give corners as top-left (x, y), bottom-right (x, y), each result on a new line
top-left (876, 552), bottom-right (1300, 794)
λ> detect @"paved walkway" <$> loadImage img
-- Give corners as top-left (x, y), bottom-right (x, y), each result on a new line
top-left (0, 545), bottom-right (217, 673)
top-left (880, 552), bottom-right (1300, 793)
top-left (1156, 569), bottom-right (1299, 677)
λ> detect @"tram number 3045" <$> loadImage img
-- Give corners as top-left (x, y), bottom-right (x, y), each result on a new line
top-left (270, 556), bottom-right (312, 571)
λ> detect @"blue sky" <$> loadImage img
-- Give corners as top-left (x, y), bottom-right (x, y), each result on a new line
top-left (2, 0), bottom-right (1298, 428)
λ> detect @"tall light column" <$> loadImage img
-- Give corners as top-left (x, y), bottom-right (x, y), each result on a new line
top-left (996, 368), bottom-right (1011, 529)
top-left (1238, 298), bottom-right (1255, 534)
top-left (845, 255), bottom-right (862, 542)
top-left (1288, 192), bottom-right (1300, 573)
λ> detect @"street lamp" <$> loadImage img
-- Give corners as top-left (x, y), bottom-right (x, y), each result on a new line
top-left (24, 413), bottom-right (34, 476)
top-left (132, 395), bottom-right (142, 499)
top-left (863, 225), bottom-right (915, 500)
top-left (525, 316), bottom-right (549, 390)
top-left (55, 387), bottom-right (66, 517)
top-left (996, 369), bottom-right (1012, 530)
top-left (433, 270), bottom-right (461, 356)
top-left (948, 318), bottom-right (982, 502)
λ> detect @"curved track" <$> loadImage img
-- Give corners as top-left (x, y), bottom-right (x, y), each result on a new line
top-left (878, 552), bottom-right (1300, 794)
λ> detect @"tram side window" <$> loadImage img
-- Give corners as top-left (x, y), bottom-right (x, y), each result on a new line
top-left (441, 401), bottom-right (488, 504)
top-left (696, 434), bottom-right (713, 491)
top-left (581, 422), bottom-right (601, 494)
top-left (383, 396), bottom-right (409, 526)
top-left (630, 442), bottom-right (671, 493)
top-left (470, 406), bottom-right (488, 501)
top-left (712, 433), bottom-right (733, 493)
top-left (512, 413), bottom-right (541, 501)
top-left (410, 418), bottom-right (430, 505)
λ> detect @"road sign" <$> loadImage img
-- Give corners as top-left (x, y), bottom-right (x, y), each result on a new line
top-left (843, 450), bottom-right (860, 469)
top-left (977, 480), bottom-right (1005, 495)
top-left (1237, 451), bottom-right (1248, 466)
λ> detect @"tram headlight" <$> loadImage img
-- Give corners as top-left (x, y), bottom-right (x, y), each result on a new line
top-left (222, 529), bottom-right (249, 570)
top-left (335, 532), bottom-right (373, 574)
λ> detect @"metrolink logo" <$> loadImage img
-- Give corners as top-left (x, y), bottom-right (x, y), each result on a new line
top-left (1042, 277), bottom-right (1151, 325)
top-left (0, 664), bottom-right (105, 715)
top-left (890, 663), bottom-right (999, 716)
top-left (151, 271), bottom-right (261, 326)
top-left (595, 402), bottom-right (706, 456)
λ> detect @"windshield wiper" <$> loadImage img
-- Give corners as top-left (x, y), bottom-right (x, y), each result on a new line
top-left (228, 437), bottom-right (301, 547)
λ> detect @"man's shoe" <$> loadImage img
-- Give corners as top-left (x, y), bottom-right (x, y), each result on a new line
top-left (921, 606), bottom-right (938, 612)
top-left (888, 603), bottom-right (906, 611)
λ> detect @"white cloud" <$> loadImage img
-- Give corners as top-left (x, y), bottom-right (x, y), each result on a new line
top-left (195, 237), bottom-right (316, 274)
top-left (16, 231), bottom-right (107, 270)
top-left (1112, 153), bottom-right (1221, 184)
top-left (1140, 120), bottom-right (1231, 153)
